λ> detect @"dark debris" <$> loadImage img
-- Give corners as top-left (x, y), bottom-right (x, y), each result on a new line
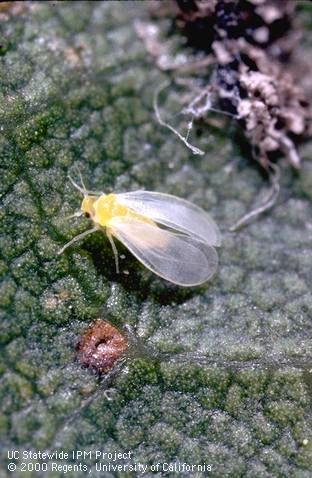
top-left (175, 0), bottom-right (311, 169)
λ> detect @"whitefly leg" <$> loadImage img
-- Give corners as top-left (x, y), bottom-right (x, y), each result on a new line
top-left (107, 231), bottom-right (120, 274)
top-left (58, 227), bottom-right (99, 255)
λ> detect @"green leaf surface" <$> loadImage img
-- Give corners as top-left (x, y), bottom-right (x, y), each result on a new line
top-left (0, 2), bottom-right (311, 477)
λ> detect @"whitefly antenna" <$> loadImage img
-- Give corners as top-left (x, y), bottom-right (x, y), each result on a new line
top-left (59, 166), bottom-right (102, 255)
top-left (68, 165), bottom-right (104, 197)
top-left (64, 166), bottom-right (87, 222)
top-left (68, 165), bottom-right (88, 196)
top-left (77, 167), bottom-right (87, 195)
top-left (68, 174), bottom-right (86, 196)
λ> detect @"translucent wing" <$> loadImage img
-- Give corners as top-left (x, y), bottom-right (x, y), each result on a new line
top-left (108, 217), bottom-right (218, 286)
top-left (116, 191), bottom-right (221, 246)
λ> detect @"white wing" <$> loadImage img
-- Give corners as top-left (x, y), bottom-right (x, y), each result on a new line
top-left (116, 191), bottom-right (221, 247)
top-left (108, 217), bottom-right (218, 286)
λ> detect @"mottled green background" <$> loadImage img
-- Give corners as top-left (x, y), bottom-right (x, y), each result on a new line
top-left (0, 2), bottom-right (311, 477)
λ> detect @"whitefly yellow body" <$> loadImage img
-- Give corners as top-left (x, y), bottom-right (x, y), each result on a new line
top-left (59, 178), bottom-right (221, 287)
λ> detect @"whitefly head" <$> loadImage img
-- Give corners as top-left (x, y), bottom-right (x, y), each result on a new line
top-left (68, 171), bottom-right (98, 220)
